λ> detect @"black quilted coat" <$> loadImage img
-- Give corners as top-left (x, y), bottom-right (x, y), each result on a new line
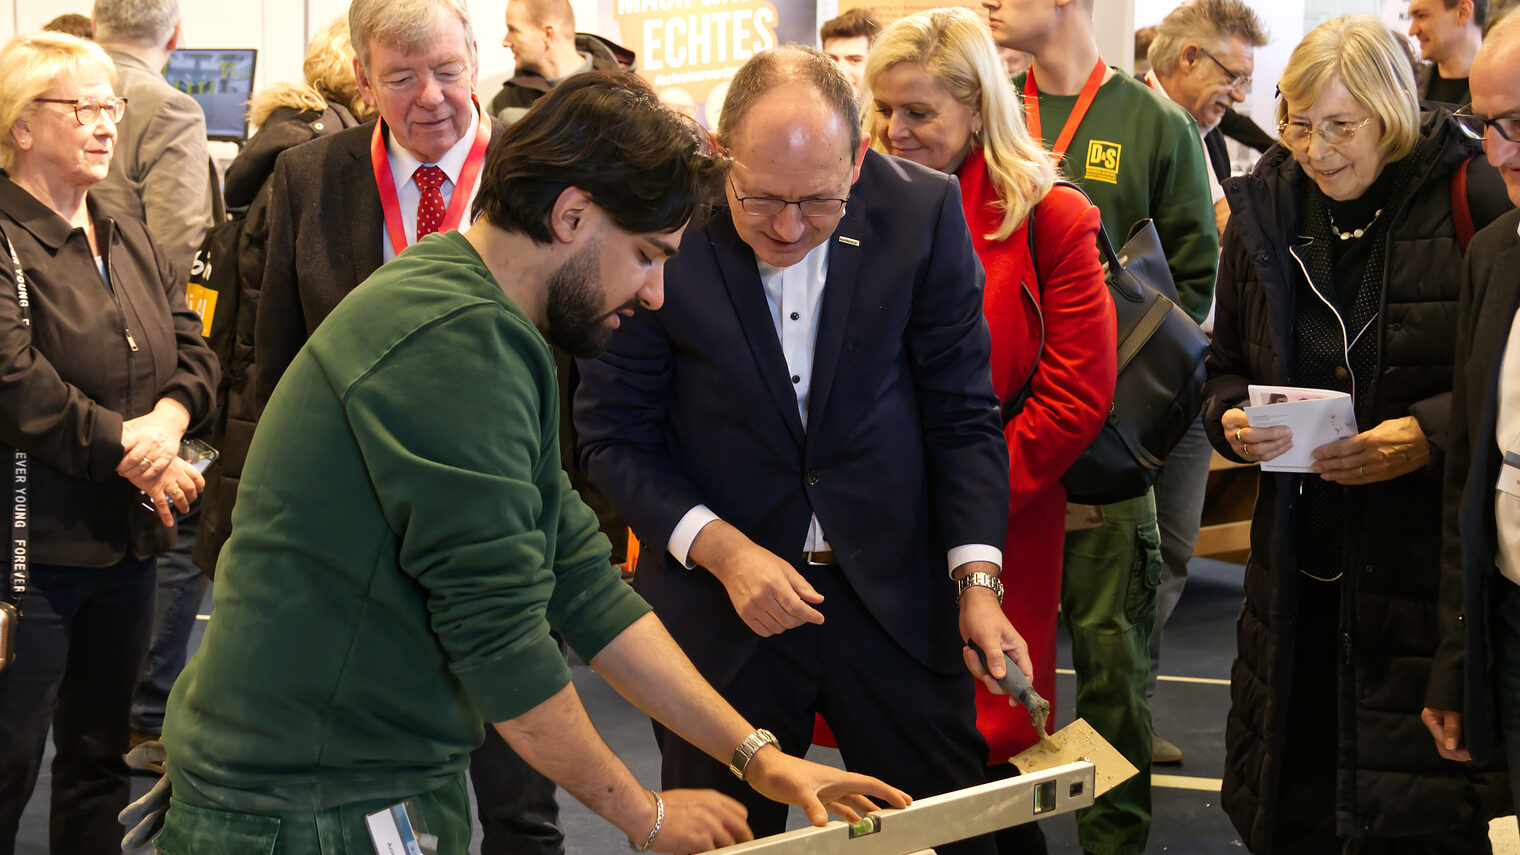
top-left (1202, 112), bottom-right (1513, 852)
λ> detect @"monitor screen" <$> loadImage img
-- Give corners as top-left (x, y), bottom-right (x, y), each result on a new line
top-left (163, 49), bottom-right (257, 142)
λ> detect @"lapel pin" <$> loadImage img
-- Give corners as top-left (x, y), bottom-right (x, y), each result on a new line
top-left (837, 236), bottom-right (860, 246)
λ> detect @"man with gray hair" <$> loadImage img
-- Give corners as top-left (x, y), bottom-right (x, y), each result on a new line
top-left (90, 0), bottom-right (220, 772)
top-left (90, 0), bottom-right (215, 280)
top-left (1146, 0), bottom-right (1268, 193)
top-left (246, 1), bottom-right (565, 852)
top-left (576, 45), bottom-right (1026, 855)
top-left (1141, 0), bottom-right (1266, 770)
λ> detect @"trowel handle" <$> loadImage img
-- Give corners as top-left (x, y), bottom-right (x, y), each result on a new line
top-left (967, 641), bottom-right (1046, 712)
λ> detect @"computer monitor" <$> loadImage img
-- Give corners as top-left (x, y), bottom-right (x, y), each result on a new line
top-left (163, 49), bottom-right (257, 143)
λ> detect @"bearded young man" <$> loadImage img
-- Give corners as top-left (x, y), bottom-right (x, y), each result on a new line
top-left (155, 72), bottom-right (907, 855)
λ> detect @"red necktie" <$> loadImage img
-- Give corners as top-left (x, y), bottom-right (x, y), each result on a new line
top-left (413, 165), bottom-right (448, 238)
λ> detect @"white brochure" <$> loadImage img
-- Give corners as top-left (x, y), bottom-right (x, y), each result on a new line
top-left (1243, 384), bottom-right (1358, 473)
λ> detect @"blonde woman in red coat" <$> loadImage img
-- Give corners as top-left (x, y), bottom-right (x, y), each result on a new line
top-left (866, 8), bottom-right (1117, 848)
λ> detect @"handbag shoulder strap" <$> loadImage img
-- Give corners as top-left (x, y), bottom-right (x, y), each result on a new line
top-left (1001, 194), bottom-right (1050, 426)
top-left (1452, 154), bottom-right (1475, 253)
top-left (2, 221), bottom-right (26, 609)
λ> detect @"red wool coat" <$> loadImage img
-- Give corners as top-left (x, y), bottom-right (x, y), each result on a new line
top-left (959, 147), bottom-right (1117, 761)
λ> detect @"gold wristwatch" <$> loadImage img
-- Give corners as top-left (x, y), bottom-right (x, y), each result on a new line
top-left (957, 571), bottom-right (1004, 604)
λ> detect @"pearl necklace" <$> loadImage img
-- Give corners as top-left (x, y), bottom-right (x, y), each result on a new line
top-left (1328, 208), bottom-right (1383, 241)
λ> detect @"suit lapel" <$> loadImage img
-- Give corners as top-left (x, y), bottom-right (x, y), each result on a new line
top-left (707, 213), bottom-right (806, 446)
top-left (348, 126), bottom-right (387, 285)
top-left (805, 203), bottom-right (865, 436)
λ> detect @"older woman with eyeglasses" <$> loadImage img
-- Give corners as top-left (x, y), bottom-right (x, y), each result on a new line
top-left (1203, 15), bottom-right (1513, 854)
top-left (0, 33), bottom-right (216, 854)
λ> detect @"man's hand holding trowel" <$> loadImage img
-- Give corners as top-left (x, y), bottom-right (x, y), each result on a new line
top-left (966, 638), bottom-right (1140, 797)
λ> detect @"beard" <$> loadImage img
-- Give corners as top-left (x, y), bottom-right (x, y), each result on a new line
top-left (542, 236), bottom-right (617, 359)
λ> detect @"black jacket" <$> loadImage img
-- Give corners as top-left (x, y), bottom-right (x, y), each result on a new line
top-left (192, 101), bottom-right (360, 574)
top-left (0, 179), bottom-right (217, 567)
top-left (1203, 112), bottom-right (1512, 850)
top-left (489, 34), bottom-right (635, 118)
top-left (1430, 207), bottom-right (1520, 762)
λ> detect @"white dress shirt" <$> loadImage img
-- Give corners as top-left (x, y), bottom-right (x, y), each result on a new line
top-left (667, 240), bottom-right (1003, 576)
top-left (1492, 220), bottom-right (1520, 587)
top-left (381, 104), bottom-right (484, 262)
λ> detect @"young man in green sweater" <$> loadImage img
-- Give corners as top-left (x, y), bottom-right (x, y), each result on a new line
top-left (982, 0), bottom-right (1219, 853)
top-left (154, 74), bottom-right (908, 855)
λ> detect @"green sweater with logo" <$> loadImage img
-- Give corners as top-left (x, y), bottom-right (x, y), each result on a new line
top-left (162, 230), bottom-right (649, 814)
top-left (1016, 68), bottom-right (1220, 321)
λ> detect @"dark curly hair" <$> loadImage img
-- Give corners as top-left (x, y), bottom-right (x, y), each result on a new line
top-left (472, 72), bottom-right (726, 243)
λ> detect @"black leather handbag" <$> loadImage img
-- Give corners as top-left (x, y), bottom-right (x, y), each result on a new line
top-left (1003, 181), bottom-right (1209, 506)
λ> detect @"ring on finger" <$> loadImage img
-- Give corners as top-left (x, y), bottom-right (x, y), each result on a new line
top-left (1234, 427), bottom-right (1246, 444)
top-left (1359, 464), bottom-right (1366, 477)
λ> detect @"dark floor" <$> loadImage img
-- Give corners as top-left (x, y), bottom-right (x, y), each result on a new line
top-left (5, 559), bottom-right (1290, 853)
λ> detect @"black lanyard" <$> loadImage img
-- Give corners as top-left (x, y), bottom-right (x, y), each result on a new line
top-left (6, 231), bottom-right (27, 611)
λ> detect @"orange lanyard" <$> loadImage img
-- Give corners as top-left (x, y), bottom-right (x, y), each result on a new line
top-left (371, 96), bottom-right (490, 253)
top-left (1024, 59), bottom-right (1107, 160)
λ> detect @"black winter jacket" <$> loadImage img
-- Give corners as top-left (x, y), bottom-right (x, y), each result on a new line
top-left (1203, 112), bottom-right (1513, 851)
top-left (0, 180), bottom-right (217, 567)
top-left (191, 101), bottom-right (360, 574)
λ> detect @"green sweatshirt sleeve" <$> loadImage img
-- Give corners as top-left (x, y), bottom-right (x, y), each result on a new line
top-left (1150, 111), bottom-right (1220, 322)
top-left (340, 303), bottom-right (623, 723)
top-left (545, 466), bottom-right (651, 664)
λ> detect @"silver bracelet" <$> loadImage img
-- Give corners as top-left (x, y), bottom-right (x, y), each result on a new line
top-left (629, 788), bottom-right (664, 852)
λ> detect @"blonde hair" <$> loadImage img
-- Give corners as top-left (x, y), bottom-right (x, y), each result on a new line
top-left (246, 16), bottom-right (373, 127)
top-left (864, 7), bottom-right (1054, 241)
top-left (1276, 15), bottom-right (1419, 162)
top-left (0, 32), bottom-right (116, 171)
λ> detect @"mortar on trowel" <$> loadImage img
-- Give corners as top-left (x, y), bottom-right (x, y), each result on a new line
top-left (970, 643), bottom-right (1138, 797)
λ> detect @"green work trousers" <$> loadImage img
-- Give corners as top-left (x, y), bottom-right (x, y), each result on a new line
top-left (154, 772), bottom-right (473, 855)
top-left (1061, 490), bottom-right (1162, 855)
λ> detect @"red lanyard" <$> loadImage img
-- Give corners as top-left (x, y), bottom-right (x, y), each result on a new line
top-left (1024, 58), bottom-right (1107, 161)
top-left (371, 96), bottom-right (491, 253)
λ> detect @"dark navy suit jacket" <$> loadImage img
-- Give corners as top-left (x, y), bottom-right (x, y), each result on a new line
top-left (574, 149), bottom-right (1010, 688)
top-left (1431, 207), bottom-right (1520, 761)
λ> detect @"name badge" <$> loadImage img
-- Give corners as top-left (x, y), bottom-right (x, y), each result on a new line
top-left (365, 799), bottom-right (438, 855)
top-left (1498, 450), bottom-right (1520, 498)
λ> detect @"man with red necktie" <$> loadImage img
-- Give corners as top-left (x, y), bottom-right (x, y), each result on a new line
top-left (246, 1), bottom-right (565, 853)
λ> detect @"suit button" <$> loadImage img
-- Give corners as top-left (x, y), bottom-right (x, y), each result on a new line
top-left (806, 470), bottom-right (820, 486)
top-left (1334, 366), bottom-right (1349, 380)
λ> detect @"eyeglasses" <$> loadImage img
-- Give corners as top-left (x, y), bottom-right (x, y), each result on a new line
top-left (1199, 49), bottom-right (1251, 93)
top-left (1453, 110), bottom-right (1520, 144)
top-left (727, 175), bottom-right (848, 218)
top-left (33, 96), bottom-right (128, 125)
top-left (1277, 116), bottom-right (1373, 148)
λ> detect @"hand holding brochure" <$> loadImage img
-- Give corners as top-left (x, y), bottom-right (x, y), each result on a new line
top-left (1243, 385), bottom-right (1357, 473)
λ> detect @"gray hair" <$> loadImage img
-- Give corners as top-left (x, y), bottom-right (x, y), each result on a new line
top-left (92, 0), bottom-right (178, 48)
top-left (718, 45), bottom-right (860, 160)
top-left (348, 0), bottom-right (476, 74)
top-left (1148, 0), bottom-right (1267, 76)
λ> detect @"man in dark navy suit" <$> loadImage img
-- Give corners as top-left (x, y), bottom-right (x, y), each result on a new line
top-left (1425, 10), bottom-right (1520, 819)
top-left (575, 46), bottom-right (1029, 855)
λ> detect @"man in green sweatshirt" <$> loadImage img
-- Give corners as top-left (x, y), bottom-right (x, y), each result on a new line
top-left (154, 73), bottom-right (908, 855)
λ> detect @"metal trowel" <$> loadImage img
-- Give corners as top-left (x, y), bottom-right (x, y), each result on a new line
top-left (970, 642), bottom-right (1139, 797)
